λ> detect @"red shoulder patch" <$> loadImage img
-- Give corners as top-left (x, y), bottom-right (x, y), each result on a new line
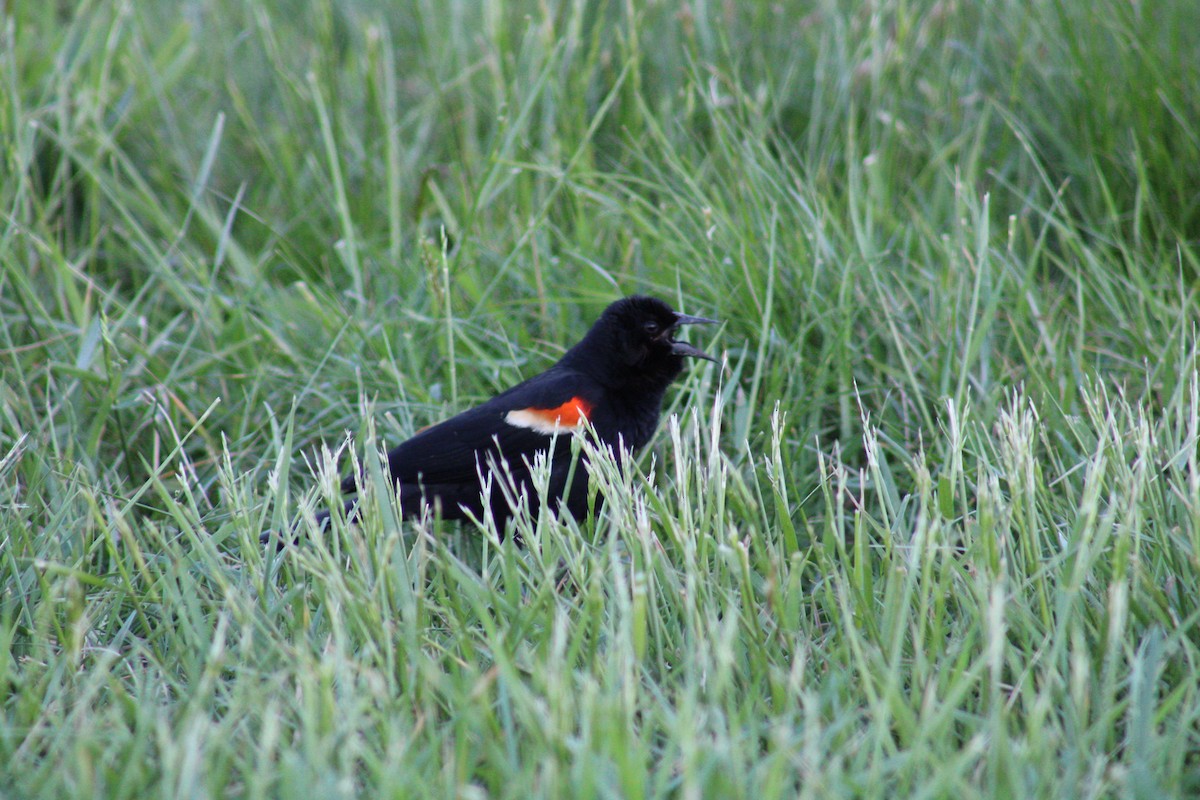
top-left (505, 396), bottom-right (593, 433)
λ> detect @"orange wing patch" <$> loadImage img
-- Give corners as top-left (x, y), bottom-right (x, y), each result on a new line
top-left (505, 397), bottom-right (593, 434)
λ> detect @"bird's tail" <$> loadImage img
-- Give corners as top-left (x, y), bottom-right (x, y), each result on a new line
top-left (259, 498), bottom-right (359, 549)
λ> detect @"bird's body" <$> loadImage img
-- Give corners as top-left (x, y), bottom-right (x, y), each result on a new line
top-left (291, 296), bottom-right (717, 535)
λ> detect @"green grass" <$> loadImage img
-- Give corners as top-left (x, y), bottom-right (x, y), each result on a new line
top-left (3, 0), bottom-right (1200, 796)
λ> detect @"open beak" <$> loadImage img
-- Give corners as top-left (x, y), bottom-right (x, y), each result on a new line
top-left (669, 312), bottom-right (720, 362)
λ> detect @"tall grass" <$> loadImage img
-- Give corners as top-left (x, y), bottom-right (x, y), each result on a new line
top-left (2, 0), bottom-right (1198, 796)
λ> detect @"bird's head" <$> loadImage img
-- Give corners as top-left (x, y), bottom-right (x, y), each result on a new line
top-left (570, 295), bottom-right (719, 389)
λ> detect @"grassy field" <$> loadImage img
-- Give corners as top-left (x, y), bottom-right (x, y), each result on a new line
top-left (3, 0), bottom-right (1200, 796)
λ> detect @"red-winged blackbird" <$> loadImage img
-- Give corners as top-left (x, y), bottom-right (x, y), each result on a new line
top-left (273, 295), bottom-right (717, 539)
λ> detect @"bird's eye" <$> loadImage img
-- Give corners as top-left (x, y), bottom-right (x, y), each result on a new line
top-left (643, 321), bottom-right (661, 336)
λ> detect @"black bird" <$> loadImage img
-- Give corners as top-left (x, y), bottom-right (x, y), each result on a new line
top-left (273, 295), bottom-right (718, 540)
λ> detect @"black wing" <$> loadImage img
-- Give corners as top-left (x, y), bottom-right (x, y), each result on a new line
top-left (342, 367), bottom-right (604, 496)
